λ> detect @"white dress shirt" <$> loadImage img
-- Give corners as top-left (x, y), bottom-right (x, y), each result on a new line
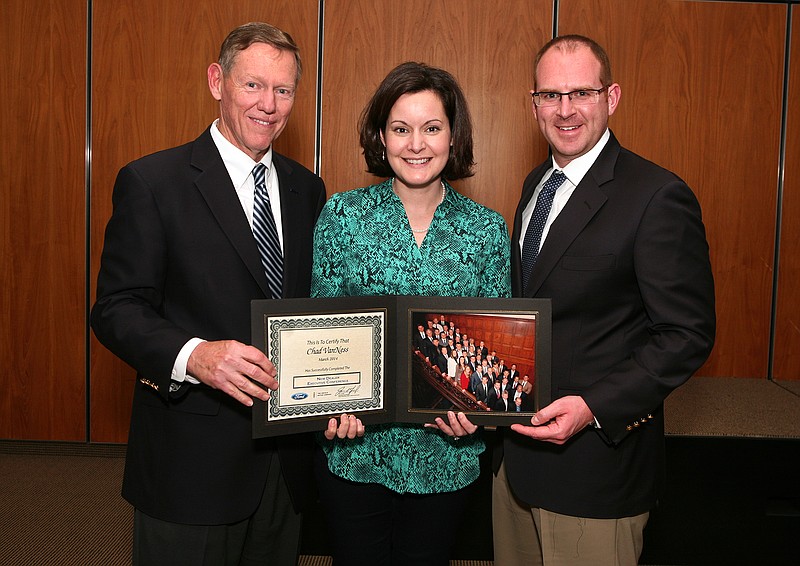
top-left (171, 120), bottom-right (284, 385)
top-left (518, 129), bottom-right (611, 255)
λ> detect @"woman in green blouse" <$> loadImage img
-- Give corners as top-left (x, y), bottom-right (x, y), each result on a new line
top-left (311, 61), bottom-right (511, 565)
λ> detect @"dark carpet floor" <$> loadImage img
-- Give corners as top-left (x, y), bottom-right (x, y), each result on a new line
top-left (2, 377), bottom-right (799, 565)
top-left (0, 441), bottom-right (491, 565)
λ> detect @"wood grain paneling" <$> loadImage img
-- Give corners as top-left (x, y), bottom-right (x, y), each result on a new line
top-left (320, 0), bottom-right (552, 229)
top-left (774, 8), bottom-right (800, 381)
top-left (446, 315), bottom-right (537, 381)
top-left (89, 0), bottom-right (321, 442)
top-left (0, 0), bottom-right (87, 440)
top-left (3, 0), bottom-right (799, 443)
top-left (559, 0), bottom-right (786, 378)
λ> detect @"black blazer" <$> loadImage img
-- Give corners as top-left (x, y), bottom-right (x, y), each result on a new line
top-left (503, 133), bottom-right (715, 518)
top-left (91, 128), bottom-right (326, 524)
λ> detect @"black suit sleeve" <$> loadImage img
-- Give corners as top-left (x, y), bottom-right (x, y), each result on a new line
top-left (91, 162), bottom-right (193, 396)
top-left (581, 179), bottom-right (715, 443)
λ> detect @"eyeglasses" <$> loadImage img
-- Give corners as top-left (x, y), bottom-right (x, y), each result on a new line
top-left (531, 86), bottom-right (608, 107)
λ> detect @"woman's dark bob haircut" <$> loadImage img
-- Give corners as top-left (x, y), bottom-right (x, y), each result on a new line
top-left (359, 62), bottom-right (475, 181)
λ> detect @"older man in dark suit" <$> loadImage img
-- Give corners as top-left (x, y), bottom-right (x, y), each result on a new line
top-left (492, 35), bottom-right (715, 566)
top-left (91, 22), bottom-right (326, 566)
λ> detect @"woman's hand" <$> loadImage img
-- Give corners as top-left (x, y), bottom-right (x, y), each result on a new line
top-left (324, 413), bottom-right (366, 440)
top-left (425, 410), bottom-right (478, 439)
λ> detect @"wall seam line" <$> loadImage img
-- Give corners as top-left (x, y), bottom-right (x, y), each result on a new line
top-left (84, 0), bottom-right (93, 442)
top-left (769, 4), bottom-right (793, 380)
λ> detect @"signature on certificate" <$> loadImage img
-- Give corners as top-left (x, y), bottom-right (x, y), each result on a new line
top-left (335, 385), bottom-right (360, 398)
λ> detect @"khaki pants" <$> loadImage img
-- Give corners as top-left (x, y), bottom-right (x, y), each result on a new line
top-left (492, 460), bottom-right (648, 566)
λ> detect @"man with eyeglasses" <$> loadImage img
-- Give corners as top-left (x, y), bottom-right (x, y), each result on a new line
top-left (492, 35), bottom-right (716, 565)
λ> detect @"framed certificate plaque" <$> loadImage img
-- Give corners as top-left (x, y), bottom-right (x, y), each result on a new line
top-left (251, 296), bottom-right (550, 438)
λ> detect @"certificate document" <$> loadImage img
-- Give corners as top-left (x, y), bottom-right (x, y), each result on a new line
top-left (266, 311), bottom-right (385, 420)
top-left (252, 296), bottom-right (551, 438)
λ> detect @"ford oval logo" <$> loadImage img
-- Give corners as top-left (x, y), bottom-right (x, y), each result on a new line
top-left (291, 393), bottom-right (308, 400)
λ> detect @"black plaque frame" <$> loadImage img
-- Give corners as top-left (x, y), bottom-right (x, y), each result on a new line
top-left (251, 296), bottom-right (551, 438)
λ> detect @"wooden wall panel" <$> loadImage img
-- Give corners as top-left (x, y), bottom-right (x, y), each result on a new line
top-left (89, 0), bottom-right (321, 442)
top-left (2, 0), bottom-right (798, 444)
top-left (559, 0), bottom-right (786, 378)
top-left (774, 8), bottom-right (800, 381)
top-left (0, 0), bottom-right (87, 440)
top-left (447, 315), bottom-right (537, 380)
top-left (320, 0), bottom-right (552, 230)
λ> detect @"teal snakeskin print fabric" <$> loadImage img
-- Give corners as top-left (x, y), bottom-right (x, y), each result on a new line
top-left (311, 178), bottom-right (511, 493)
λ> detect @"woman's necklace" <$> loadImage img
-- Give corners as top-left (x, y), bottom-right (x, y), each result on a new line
top-left (401, 180), bottom-right (446, 234)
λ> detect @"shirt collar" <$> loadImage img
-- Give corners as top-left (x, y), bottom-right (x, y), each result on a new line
top-left (551, 128), bottom-right (610, 187)
top-left (210, 119), bottom-right (274, 187)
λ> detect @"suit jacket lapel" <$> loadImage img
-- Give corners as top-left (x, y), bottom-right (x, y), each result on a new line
top-left (273, 154), bottom-right (305, 299)
top-left (190, 129), bottom-right (271, 296)
top-left (522, 134), bottom-right (621, 297)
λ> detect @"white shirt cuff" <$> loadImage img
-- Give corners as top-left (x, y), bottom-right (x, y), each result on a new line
top-left (171, 337), bottom-right (205, 385)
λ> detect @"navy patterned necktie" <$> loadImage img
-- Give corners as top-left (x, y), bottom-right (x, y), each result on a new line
top-left (521, 169), bottom-right (566, 291)
top-left (252, 163), bottom-right (283, 299)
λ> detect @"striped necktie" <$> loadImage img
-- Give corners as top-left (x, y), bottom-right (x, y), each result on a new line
top-left (521, 169), bottom-right (566, 291)
top-left (252, 163), bottom-right (283, 299)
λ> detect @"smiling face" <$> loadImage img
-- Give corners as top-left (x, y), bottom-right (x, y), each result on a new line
top-left (533, 45), bottom-right (620, 168)
top-left (208, 42), bottom-right (297, 162)
top-left (381, 90), bottom-right (452, 192)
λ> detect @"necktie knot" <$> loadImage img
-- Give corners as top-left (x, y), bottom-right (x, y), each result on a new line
top-left (253, 164), bottom-right (268, 194)
top-left (540, 170), bottom-right (565, 198)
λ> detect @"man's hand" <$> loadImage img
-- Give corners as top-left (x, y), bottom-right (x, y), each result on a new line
top-left (510, 395), bottom-right (594, 445)
top-left (187, 340), bottom-right (277, 406)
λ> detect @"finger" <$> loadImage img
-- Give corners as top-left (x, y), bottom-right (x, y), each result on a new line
top-left (336, 414), bottom-right (352, 439)
top-left (446, 411), bottom-right (466, 436)
top-left (324, 417), bottom-right (338, 440)
top-left (456, 412), bottom-right (478, 435)
top-left (239, 343), bottom-right (276, 372)
top-left (510, 421), bottom-right (563, 443)
top-left (433, 416), bottom-right (454, 436)
top-left (242, 377), bottom-right (272, 402)
top-left (510, 423), bottom-right (544, 438)
top-left (345, 414), bottom-right (360, 439)
top-left (221, 379), bottom-right (258, 407)
top-left (238, 376), bottom-right (275, 405)
top-left (244, 361), bottom-right (279, 391)
top-left (355, 419), bottom-right (365, 437)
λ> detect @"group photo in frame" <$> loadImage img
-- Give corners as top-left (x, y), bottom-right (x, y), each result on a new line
top-left (251, 296), bottom-right (551, 438)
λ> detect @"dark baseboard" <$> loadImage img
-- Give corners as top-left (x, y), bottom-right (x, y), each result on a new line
top-left (0, 439), bottom-right (126, 458)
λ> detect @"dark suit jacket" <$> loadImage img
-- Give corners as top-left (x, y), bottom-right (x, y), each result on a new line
top-left (423, 339), bottom-right (440, 361)
top-left (434, 352), bottom-right (449, 374)
top-left (475, 382), bottom-right (491, 404)
top-left (91, 128), bottom-right (326, 525)
top-left (487, 387), bottom-right (503, 408)
top-left (502, 132), bottom-right (715, 518)
top-left (412, 331), bottom-right (428, 351)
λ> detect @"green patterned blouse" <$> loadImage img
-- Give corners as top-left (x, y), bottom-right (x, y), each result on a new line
top-left (311, 178), bottom-right (511, 494)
